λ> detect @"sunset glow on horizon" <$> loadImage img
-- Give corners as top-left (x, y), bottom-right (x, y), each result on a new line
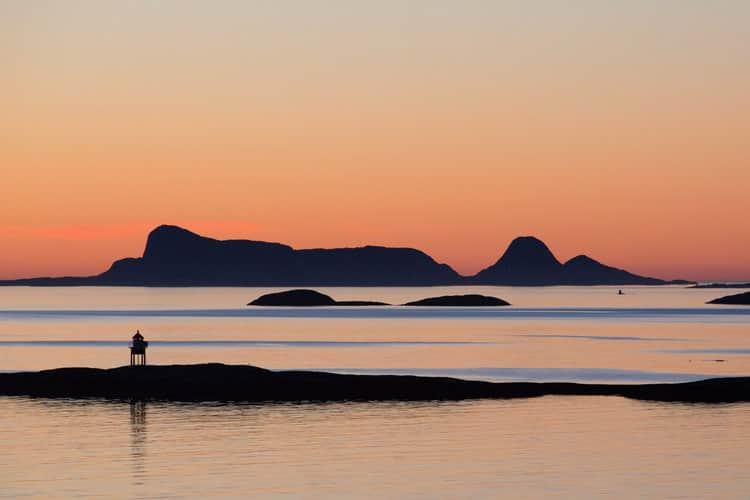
top-left (3, 1), bottom-right (749, 282)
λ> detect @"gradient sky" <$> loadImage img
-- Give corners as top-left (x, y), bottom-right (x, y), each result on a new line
top-left (2, 1), bottom-right (749, 281)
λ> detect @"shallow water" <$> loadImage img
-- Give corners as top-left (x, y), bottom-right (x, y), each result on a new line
top-left (1, 285), bottom-right (749, 497)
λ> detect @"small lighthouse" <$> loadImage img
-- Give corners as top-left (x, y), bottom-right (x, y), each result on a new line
top-left (129, 330), bottom-right (149, 366)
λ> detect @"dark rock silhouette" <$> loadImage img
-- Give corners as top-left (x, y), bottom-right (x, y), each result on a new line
top-left (474, 236), bottom-right (684, 286)
top-left (250, 289), bottom-right (337, 306)
top-left (560, 255), bottom-right (666, 285)
top-left (708, 291), bottom-right (750, 305)
top-left (0, 364), bottom-right (747, 403)
top-left (0, 225), bottom-right (691, 286)
top-left (248, 289), bottom-right (388, 306)
top-left (404, 294), bottom-right (510, 306)
top-left (89, 225), bottom-right (460, 286)
top-left (474, 236), bottom-right (563, 285)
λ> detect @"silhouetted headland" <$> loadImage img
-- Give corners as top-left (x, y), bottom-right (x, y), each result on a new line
top-left (248, 289), bottom-right (388, 306)
top-left (0, 364), bottom-right (747, 403)
top-left (708, 291), bottom-right (750, 305)
top-left (403, 294), bottom-right (510, 306)
top-left (0, 225), bottom-right (692, 287)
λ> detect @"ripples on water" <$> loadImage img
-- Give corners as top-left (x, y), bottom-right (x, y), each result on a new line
top-left (2, 396), bottom-right (749, 498)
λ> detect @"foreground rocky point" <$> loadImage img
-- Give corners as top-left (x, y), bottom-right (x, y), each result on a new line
top-left (708, 291), bottom-right (750, 305)
top-left (1, 364), bottom-right (747, 403)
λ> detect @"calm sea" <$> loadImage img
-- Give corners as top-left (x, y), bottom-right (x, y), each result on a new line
top-left (1, 285), bottom-right (749, 498)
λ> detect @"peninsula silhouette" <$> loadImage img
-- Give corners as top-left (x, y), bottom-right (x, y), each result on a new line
top-left (0, 225), bottom-right (690, 287)
top-left (0, 364), bottom-right (746, 403)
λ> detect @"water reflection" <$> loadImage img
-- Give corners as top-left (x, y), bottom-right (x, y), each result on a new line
top-left (130, 401), bottom-right (147, 486)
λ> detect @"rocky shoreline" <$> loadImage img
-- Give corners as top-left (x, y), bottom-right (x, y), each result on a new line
top-left (1, 364), bottom-right (747, 404)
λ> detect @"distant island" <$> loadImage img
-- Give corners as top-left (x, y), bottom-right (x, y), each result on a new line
top-left (248, 290), bottom-right (510, 307)
top-left (0, 225), bottom-right (692, 287)
top-left (249, 289), bottom-right (388, 306)
top-left (691, 283), bottom-right (750, 289)
top-left (0, 364), bottom-right (747, 403)
top-left (403, 294), bottom-right (510, 306)
top-left (708, 291), bottom-right (750, 305)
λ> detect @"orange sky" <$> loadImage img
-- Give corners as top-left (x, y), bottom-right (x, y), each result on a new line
top-left (2, 1), bottom-right (749, 281)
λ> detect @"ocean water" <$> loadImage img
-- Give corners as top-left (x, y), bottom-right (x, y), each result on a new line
top-left (1, 285), bottom-right (749, 498)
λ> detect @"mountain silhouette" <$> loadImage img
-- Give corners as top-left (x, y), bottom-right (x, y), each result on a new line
top-left (0, 225), bottom-right (689, 286)
top-left (473, 236), bottom-right (677, 286)
top-left (474, 236), bottom-right (563, 285)
top-left (94, 225), bottom-right (460, 286)
top-left (560, 255), bottom-right (666, 285)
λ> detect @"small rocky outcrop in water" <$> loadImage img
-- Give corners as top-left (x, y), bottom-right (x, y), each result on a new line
top-left (708, 291), bottom-right (750, 305)
top-left (250, 289), bottom-right (335, 306)
top-left (248, 289), bottom-right (388, 306)
top-left (403, 294), bottom-right (510, 306)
